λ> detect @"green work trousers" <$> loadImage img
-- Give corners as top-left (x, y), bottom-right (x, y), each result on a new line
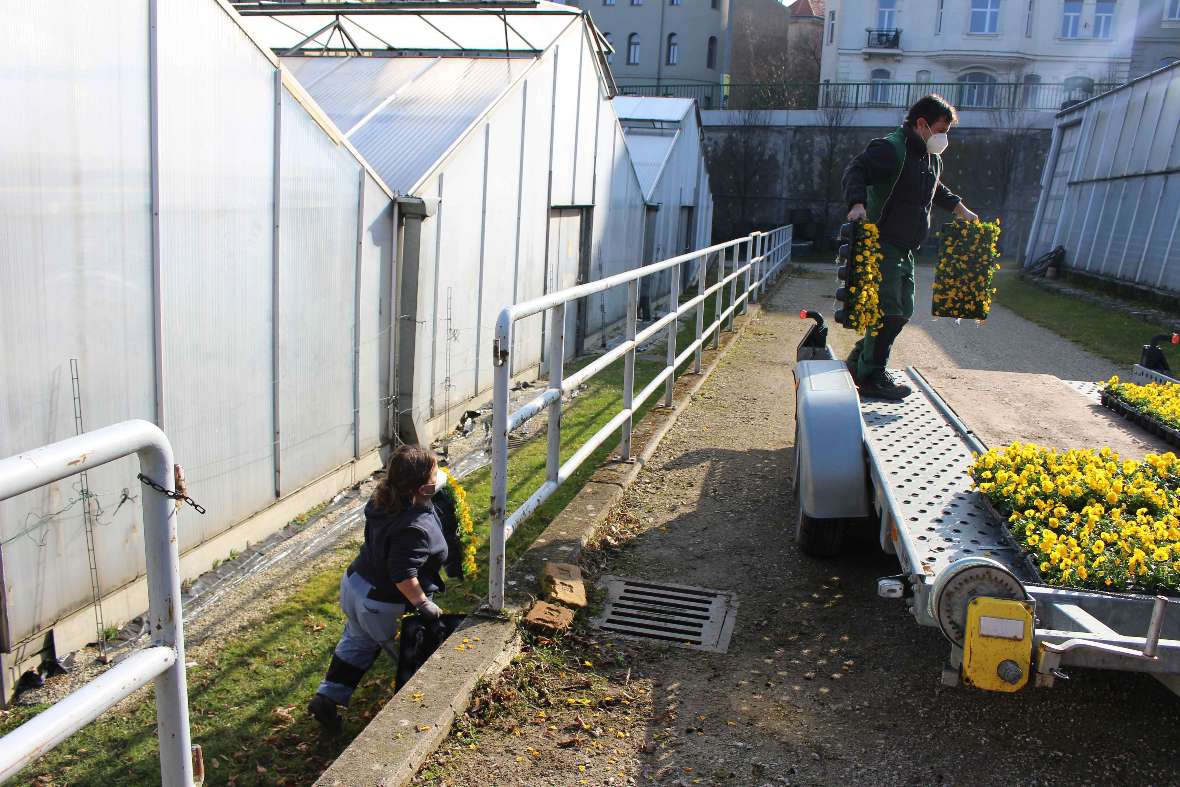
top-left (855, 242), bottom-right (915, 379)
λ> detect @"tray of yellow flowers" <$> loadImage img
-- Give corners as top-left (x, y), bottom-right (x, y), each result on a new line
top-left (931, 219), bottom-right (1002, 320)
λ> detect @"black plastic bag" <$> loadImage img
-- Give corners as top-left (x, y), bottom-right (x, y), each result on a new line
top-left (395, 613), bottom-right (466, 691)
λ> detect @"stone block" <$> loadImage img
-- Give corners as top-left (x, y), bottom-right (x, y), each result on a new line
top-left (522, 601), bottom-right (575, 633)
top-left (542, 562), bottom-right (587, 608)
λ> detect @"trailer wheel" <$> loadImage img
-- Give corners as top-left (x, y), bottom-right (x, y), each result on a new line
top-left (793, 431), bottom-right (847, 557)
top-left (797, 508), bottom-right (847, 557)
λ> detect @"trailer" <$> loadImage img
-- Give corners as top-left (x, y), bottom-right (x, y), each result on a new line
top-left (793, 313), bottom-right (1180, 694)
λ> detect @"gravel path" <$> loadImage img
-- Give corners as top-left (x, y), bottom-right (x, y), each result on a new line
top-left (418, 270), bottom-right (1180, 787)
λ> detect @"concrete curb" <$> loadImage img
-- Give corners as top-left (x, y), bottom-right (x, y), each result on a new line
top-left (314, 288), bottom-right (777, 787)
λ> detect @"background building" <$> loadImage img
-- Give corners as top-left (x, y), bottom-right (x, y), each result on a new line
top-left (563, 0), bottom-right (732, 89)
top-left (729, 0), bottom-right (823, 85)
top-left (820, 0), bottom-right (1136, 109)
top-left (1131, 0), bottom-right (1180, 77)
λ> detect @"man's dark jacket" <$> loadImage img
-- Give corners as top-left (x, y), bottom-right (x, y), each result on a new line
top-left (841, 124), bottom-right (961, 252)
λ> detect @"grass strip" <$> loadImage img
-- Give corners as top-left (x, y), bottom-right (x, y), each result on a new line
top-left (993, 269), bottom-right (1180, 370)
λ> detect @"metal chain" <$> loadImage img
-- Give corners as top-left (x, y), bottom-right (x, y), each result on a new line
top-left (137, 473), bottom-right (207, 515)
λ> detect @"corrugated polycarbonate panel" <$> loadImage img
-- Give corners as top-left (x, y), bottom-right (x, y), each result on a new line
top-left (158, 0), bottom-right (277, 550)
top-left (512, 63), bottom-right (557, 373)
top-left (573, 42), bottom-right (600, 206)
top-left (1108, 85), bottom-right (1146, 178)
top-left (612, 96), bottom-right (694, 123)
top-left (343, 57), bottom-right (531, 193)
top-left (1154, 79), bottom-right (1180, 167)
top-left (1152, 177), bottom-right (1180, 290)
top-left (624, 131), bottom-right (678, 202)
top-left (358, 174), bottom-right (394, 454)
top-left (281, 56), bottom-right (441, 136)
top-left (428, 131), bottom-right (486, 414)
top-left (1125, 177), bottom-right (1164, 282)
top-left (550, 41), bottom-right (579, 205)
top-left (279, 88), bottom-right (362, 493)
top-left (479, 92), bottom-right (526, 394)
top-left (0, 0), bottom-right (154, 647)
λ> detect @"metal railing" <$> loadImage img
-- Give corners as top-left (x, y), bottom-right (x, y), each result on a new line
top-left (618, 81), bottom-right (1120, 112)
top-left (865, 28), bottom-right (902, 49)
top-left (0, 421), bottom-right (194, 786)
top-left (487, 225), bottom-right (793, 610)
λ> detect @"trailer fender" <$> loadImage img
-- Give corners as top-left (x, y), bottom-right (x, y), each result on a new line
top-left (793, 360), bottom-right (869, 520)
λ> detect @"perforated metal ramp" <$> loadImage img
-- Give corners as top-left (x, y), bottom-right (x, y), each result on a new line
top-left (861, 370), bottom-right (1036, 583)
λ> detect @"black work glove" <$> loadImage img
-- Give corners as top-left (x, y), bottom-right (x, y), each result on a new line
top-left (414, 598), bottom-right (442, 621)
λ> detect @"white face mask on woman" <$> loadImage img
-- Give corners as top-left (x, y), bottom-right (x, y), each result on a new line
top-left (421, 469), bottom-right (448, 497)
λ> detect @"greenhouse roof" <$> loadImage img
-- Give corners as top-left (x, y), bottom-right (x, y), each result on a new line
top-left (282, 55), bottom-right (532, 193)
top-left (242, 2), bottom-right (584, 194)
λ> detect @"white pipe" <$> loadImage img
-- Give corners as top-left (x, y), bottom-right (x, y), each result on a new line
top-left (0, 647), bottom-right (176, 783)
top-left (0, 420), bottom-right (193, 785)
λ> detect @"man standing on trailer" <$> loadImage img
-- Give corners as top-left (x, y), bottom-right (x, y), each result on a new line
top-left (842, 94), bottom-right (979, 400)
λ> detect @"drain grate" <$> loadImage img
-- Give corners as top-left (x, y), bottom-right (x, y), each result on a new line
top-left (590, 576), bottom-right (738, 654)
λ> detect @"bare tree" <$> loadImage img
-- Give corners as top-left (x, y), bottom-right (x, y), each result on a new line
top-left (814, 88), bottom-right (854, 249)
top-left (988, 69), bottom-right (1044, 257)
top-left (705, 109), bottom-right (779, 238)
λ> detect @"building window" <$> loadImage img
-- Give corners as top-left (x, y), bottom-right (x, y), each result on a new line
top-left (828, 11), bottom-right (836, 43)
top-left (666, 33), bottom-right (679, 65)
top-left (969, 0), bottom-right (1000, 33)
top-left (627, 33), bottom-right (640, 64)
top-left (605, 33), bottom-right (613, 63)
top-left (1094, 1), bottom-right (1114, 38)
top-left (936, 0), bottom-right (945, 33)
top-left (712, 0), bottom-right (719, 7)
top-left (916, 69), bottom-right (932, 82)
top-left (957, 70), bottom-right (998, 107)
top-left (670, 0), bottom-right (681, 5)
top-left (1167, 0), bottom-right (1180, 20)
top-left (1025, 0), bottom-right (1034, 36)
top-left (604, 0), bottom-right (615, 5)
top-left (631, 0), bottom-right (641, 6)
top-left (706, 36), bottom-right (718, 69)
top-left (1021, 72), bottom-right (1042, 104)
top-left (1061, 0), bottom-right (1081, 37)
top-left (877, 0), bottom-right (897, 29)
top-left (869, 68), bottom-right (892, 104)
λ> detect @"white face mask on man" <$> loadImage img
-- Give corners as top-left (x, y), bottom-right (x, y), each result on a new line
top-left (926, 132), bottom-right (949, 155)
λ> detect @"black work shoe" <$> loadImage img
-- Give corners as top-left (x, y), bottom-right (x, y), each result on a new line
top-left (857, 370), bottom-right (912, 401)
top-left (308, 692), bottom-right (343, 733)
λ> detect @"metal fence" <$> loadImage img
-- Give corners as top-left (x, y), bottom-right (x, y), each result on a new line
top-left (486, 225), bottom-right (793, 609)
top-left (0, 422), bottom-right (193, 785)
top-left (618, 81), bottom-right (1119, 113)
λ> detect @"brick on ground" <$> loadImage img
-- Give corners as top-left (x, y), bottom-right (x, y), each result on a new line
top-left (542, 561), bottom-right (587, 608)
top-left (522, 601), bottom-right (575, 633)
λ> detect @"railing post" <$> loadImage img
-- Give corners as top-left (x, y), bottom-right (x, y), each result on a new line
top-left (664, 266), bottom-right (679, 407)
top-left (727, 240), bottom-right (740, 330)
top-left (489, 312), bottom-right (513, 612)
top-left (694, 252), bottom-right (706, 374)
top-left (713, 248), bottom-right (724, 348)
top-left (138, 439), bottom-right (192, 787)
top-left (741, 234), bottom-right (752, 315)
top-left (621, 279), bottom-right (638, 460)
top-left (546, 304), bottom-right (566, 482)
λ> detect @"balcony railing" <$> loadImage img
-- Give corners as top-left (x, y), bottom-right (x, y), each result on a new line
top-left (865, 28), bottom-right (902, 49)
top-left (617, 80), bottom-right (1120, 112)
